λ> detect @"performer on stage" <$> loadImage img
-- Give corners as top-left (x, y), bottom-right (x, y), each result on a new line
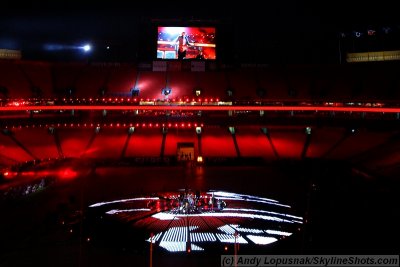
top-left (174, 32), bottom-right (193, 59)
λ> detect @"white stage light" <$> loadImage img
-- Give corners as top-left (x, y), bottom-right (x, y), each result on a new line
top-left (83, 44), bottom-right (91, 52)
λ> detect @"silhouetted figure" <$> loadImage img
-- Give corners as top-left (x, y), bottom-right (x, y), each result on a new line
top-left (195, 50), bottom-right (205, 60)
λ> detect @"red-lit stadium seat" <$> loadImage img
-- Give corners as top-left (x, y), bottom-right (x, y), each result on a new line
top-left (136, 71), bottom-right (167, 100)
top-left (106, 65), bottom-right (137, 96)
top-left (201, 126), bottom-right (236, 157)
top-left (195, 71), bottom-right (227, 99)
top-left (84, 128), bottom-right (127, 158)
top-left (326, 128), bottom-right (394, 160)
top-left (58, 128), bottom-right (95, 158)
top-left (52, 62), bottom-right (86, 96)
top-left (11, 128), bottom-right (59, 160)
top-left (306, 127), bottom-right (347, 158)
top-left (168, 71), bottom-right (199, 98)
top-left (257, 67), bottom-right (288, 100)
top-left (75, 65), bottom-right (112, 97)
top-left (360, 63), bottom-right (395, 101)
top-left (328, 65), bottom-right (356, 101)
top-left (359, 139), bottom-right (400, 177)
top-left (125, 128), bottom-right (163, 157)
top-left (309, 65), bottom-right (335, 101)
top-left (225, 70), bottom-right (258, 100)
top-left (285, 66), bottom-right (312, 100)
top-left (234, 126), bottom-right (275, 158)
top-left (0, 132), bottom-right (33, 164)
top-left (163, 127), bottom-right (198, 157)
top-left (18, 61), bottom-right (53, 97)
top-left (268, 126), bottom-right (306, 159)
top-left (0, 60), bottom-right (31, 98)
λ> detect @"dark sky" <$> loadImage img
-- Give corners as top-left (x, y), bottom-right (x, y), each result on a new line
top-left (1, 0), bottom-right (399, 63)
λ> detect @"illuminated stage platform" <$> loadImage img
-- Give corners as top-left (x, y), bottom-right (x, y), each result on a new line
top-left (86, 190), bottom-right (303, 253)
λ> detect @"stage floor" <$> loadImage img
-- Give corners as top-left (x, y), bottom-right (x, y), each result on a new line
top-left (0, 162), bottom-right (398, 266)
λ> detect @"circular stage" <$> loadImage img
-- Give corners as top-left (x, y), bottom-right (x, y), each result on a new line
top-left (86, 189), bottom-right (303, 253)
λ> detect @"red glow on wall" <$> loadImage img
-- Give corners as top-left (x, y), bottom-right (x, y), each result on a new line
top-left (164, 129), bottom-right (197, 156)
top-left (59, 128), bottom-right (94, 157)
top-left (126, 129), bottom-right (163, 157)
top-left (202, 128), bottom-right (237, 157)
top-left (2, 171), bottom-right (17, 180)
top-left (235, 127), bottom-right (275, 158)
top-left (13, 128), bottom-right (59, 159)
top-left (88, 129), bottom-right (128, 158)
top-left (20, 171), bottom-right (36, 176)
top-left (269, 129), bottom-right (305, 158)
top-left (59, 168), bottom-right (77, 180)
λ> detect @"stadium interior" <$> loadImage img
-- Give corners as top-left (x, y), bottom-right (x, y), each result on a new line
top-left (0, 1), bottom-right (399, 266)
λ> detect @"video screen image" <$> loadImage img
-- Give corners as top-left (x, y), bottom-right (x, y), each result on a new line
top-left (157, 27), bottom-right (216, 60)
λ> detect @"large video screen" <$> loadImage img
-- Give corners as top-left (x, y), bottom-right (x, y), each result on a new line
top-left (157, 27), bottom-right (216, 60)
